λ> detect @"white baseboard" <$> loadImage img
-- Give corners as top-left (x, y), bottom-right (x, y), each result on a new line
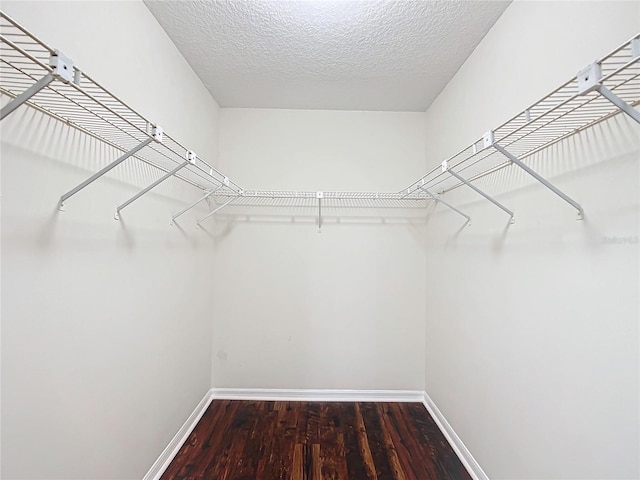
top-left (142, 389), bottom-right (214, 480)
top-left (422, 392), bottom-right (489, 480)
top-left (211, 387), bottom-right (424, 402)
top-left (144, 388), bottom-right (487, 480)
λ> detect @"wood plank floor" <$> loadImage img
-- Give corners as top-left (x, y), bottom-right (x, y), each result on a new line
top-left (160, 400), bottom-right (472, 480)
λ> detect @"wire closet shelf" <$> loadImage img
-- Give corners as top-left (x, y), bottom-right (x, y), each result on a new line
top-left (0, 11), bottom-right (246, 218)
top-left (401, 34), bottom-right (640, 222)
top-left (1, 10), bottom-right (638, 226)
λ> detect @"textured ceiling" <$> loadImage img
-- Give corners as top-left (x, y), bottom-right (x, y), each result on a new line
top-left (145, 0), bottom-right (510, 111)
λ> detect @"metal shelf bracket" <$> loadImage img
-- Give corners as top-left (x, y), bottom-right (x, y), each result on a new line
top-left (0, 49), bottom-right (75, 121)
top-left (196, 194), bottom-right (240, 227)
top-left (442, 159), bottom-right (515, 223)
top-left (419, 186), bottom-right (471, 226)
top-left (171, 184), bottom-right (224, 225)
top-left (58, 123), bottom-right (163, 210)
top-left (114, 152), bottom-right (194, 220)
top-left (485, 130), bottom-right (584, 220)
top-left (577, 61), bottom-right (640, 124)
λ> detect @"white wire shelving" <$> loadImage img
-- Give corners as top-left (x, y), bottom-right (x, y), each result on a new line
top-left (1, 9), bottom-right (638, 230)
top-left (402, 34), bottom-right (640, 223)
top-left (0, 11), bottom-right (243, 219)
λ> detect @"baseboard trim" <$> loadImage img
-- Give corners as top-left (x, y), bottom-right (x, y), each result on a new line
top-left (210, 387), bottom-right (425, 402)
top-left (142, 389), bottom-right (214, 480)
top-left (422, 392), bottom-right (489, 480)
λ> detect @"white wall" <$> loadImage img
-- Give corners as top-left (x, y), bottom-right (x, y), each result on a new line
top-left (212, 109), bottom-right (427, 390)
top-left (1, 2), bottom-right (220, 479)
top-left (422, 1), bottom-right (640, 479)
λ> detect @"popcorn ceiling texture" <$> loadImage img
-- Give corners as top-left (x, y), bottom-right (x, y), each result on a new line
top-left (144, 0), bottom-right (510, 111)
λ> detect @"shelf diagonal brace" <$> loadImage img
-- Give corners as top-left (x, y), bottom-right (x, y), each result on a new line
top-left (484, 131), bottom-right (584, 220)
top-left (577, 60), bottom-right (640, 124)
top-left (418, 186), bottom-right (471, 225)
top-left (0, 50), bottom-right (75, 121)
top-left (114, 150), bottom-right (197, 220)
top-left (442, 160), bottom-right (515, 223)
top-left (171, 180), bottom-right (228, 225)
top-left (595, 85), bottom-right (640, 124)
top-left (58, 125), bottom-right (163, 210)
top-left (196, 194), bottom-right (241, 227)
top-left (1, 72), bottom-right (54, 120)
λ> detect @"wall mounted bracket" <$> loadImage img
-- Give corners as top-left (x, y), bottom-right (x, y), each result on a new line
top-left (170, 177), bottom-right (229, 225)
top-left (577, 61), bottom-right (640, 124)
top-left (114, 150), bottom-right (196, 220)
top-left (484, 131), bottom-right (584, 220)
top-left (0, 49), bottom-right (75, 120)
top-left (418, 185), bottom-right (471, 226)
top-left (195, 192), bottom-right (241, 227)
top-left (442, 160), bottom-right (515, 223)
top-left (58, 124), bottom-right (163, 210)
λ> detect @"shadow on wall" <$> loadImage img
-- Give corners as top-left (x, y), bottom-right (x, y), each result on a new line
top-left (1, 100), bottom-right (220, 255)
top-left (428, 113), bottom-right (639, 231)
top-left (197, 208), bottom-right (431, 245)
top-left (1, 95), bottom-right (206, 211)
top-left (463, 113), bottom-right (639, 201)
top-left (420, 112), bottom-right (639, 257)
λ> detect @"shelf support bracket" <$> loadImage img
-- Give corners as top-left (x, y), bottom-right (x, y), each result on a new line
top-left (114, 150), bottom-right (196, 220)
top-left (418, 185), bottom-right (471, 225)
top-left (577, 61), bottom-right (640, 124)
top-left (58, 124), bottom-right (163, 210)
top-left (317, 191), bottom-right (323, 233)
top-left (1, 72), bottom-right (54, 120)
top-left (196, 193), bottom-right (241, 227)
top-left (442, 160), bottom-right (515, 223)
top-left (484, 131), bottom-right (584, 220)
top-left (595, 85), bottom-right (640, 124)
top-left (0, 50), bottom-right (75, 121)
top-left (171, 178), bottom-right (228, 225)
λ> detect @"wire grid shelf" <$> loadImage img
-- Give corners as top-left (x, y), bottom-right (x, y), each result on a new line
top-left (1, 9), bottom-right (638, 222)
top-left (403, 34), bottom-right (640, 196)
top-left (212, 190), bottom-right (434, 209)
top-left (0, 11), bottom-right (242, 194)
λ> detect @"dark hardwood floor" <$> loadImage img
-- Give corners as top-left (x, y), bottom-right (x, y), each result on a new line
top-left (160, 400), bottom-right (472, 480)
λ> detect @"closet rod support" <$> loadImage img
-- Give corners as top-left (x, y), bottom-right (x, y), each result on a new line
top-left (418, 186), bottom-right (471, 225)
top-left (58, 125), bottom-right (162, 210)
top-left (115, 158), bottom-right (192, 220)
top-left (195, 195), bottom-right (239, 227)
top-left (443, 160), bottom-right (515, 223)
top-left (487, 133), bottom-right (584, 220)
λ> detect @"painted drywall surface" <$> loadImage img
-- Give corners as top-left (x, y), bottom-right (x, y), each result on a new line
top-left (422, 1), bottom-right (640, 479)
top-left (1, 2), bottom-right (219, 479)
top-left (212, 109), bottom-right (427, 390)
